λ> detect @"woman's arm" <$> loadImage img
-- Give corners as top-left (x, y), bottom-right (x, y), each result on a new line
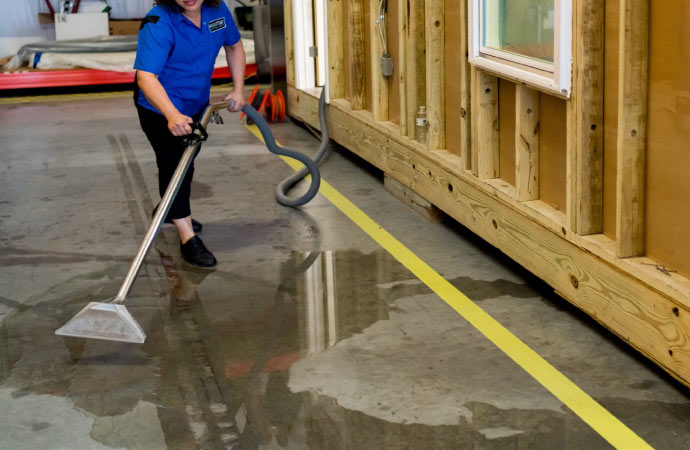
top-left (222, 41), bottom-right (246, 112)
top-left (137, 70), bottom-right (193, 136)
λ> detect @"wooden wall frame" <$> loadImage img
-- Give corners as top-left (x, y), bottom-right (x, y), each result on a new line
top-left (285, 0), bottom-right (690, 387)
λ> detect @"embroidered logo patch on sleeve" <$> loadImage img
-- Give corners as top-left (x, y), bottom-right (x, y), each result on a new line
top-left (209, 18), bottom-right (226, 32)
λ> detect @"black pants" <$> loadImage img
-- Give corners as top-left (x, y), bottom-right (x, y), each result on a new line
top-left (136, 104), bottom-right (203, 220)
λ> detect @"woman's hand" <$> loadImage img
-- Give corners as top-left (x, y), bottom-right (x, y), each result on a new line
top-left (167, 112), bottom-right (194, 136)
top-left (224, 90), bottom-right (245, 112)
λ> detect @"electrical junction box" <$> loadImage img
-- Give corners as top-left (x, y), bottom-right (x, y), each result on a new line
top-left (380, 56), bottom-right (394, 77)
top-left (55, 13), bottom-right (110, 40)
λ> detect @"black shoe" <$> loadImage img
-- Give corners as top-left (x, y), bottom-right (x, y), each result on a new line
top-left (180, 236), bottom-right (217, 267)
top-left (152, 205), bottom-right (203, 233)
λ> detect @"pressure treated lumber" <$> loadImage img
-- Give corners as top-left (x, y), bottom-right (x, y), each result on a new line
top-left (459, 0), bottom-right (472, 170)
top-left (425, 0), bottom-right (445, 150)
top-left (288, 87), bottom-right (690, 388)
top-left (327, 0), bottom-right (345, 99)
top-left (567, 0), bottom-right (605, 235)
top-left (515, 86), bottom-right (540, 201)
top-left (397, 0), bottom-right (407, 135)
top-left (370, 0), bottom-right (388, 121)
top-left (471, 68), bottom-right (499, 179)
top-left (616, 0), bottom-right (649, 258)
top-left (349, 0), bottom-right (366, 109)
top-left (405, 0), bottom-right (425, 138)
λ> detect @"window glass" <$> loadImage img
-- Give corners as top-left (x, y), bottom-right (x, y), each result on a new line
top-left (482, 0), bottom-right (555, 64)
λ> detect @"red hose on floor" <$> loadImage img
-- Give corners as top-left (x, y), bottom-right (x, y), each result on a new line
top-left (242, 85), bottom-right (286, 124)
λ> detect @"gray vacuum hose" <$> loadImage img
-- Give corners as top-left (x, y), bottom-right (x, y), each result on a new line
top-left (240, 89), bottom-right (329, 207)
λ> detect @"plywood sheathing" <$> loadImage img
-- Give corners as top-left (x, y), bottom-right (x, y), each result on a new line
top-left (539, 95), bottom-right (568, 213)
top-left (603, 0), bottom-right (620, 241)
top-left (646, 0), bottom-right (690, 278)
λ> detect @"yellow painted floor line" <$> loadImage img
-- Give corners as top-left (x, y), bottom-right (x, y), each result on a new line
top-left (245, 123), bottom-right (652, 450)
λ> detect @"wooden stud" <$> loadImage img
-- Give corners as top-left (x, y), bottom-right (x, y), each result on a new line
top-left (471, 67), bottom-right (499, 179)
top-left (616, 0), bottom-right (649, 257)
top-left (284, 0), bottom-right (295, 85)
top-left (370, 0), bottom-right (389, 121)
top-left (515, 86), bottom-right (540, 201)
top-left (327, 0), bottom-right (345, 99)
top-left (425, 0), bottom-right (445, 150)
top-left (566, 0), bottom-right (605, 235)
top-left (405, 0), bottom-right (425, 138)
top-left (397, 0), bottom-right (408, 135)
top-left (349, 0), bottom-right (366, 110)
top-left (459, 0), bottom-right (472, 170)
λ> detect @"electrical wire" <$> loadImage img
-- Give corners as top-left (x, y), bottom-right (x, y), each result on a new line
top-left (377, 0), bottom-right (388, 57)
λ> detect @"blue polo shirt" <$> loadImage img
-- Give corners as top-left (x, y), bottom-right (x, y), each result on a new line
top-left (134, 2), bottom-right (241, 117)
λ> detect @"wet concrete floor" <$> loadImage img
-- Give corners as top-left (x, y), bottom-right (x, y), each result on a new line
top-left (1, 90), bottom-right (690, 449)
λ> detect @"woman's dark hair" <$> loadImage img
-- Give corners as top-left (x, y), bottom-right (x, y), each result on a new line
top-left (155, 0), bottom-right (223, 7)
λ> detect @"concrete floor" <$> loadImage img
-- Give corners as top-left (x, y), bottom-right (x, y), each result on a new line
top-left (1, 89), bottom-right (690, 450)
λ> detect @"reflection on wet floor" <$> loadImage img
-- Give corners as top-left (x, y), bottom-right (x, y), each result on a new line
top-left (1, 244), bottom-right (613, 450)
top-left (3, 97), bottom-right (690, 450)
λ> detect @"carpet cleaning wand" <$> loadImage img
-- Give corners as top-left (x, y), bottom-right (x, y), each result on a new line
top-left (55, 91), bottom-right (328, 343)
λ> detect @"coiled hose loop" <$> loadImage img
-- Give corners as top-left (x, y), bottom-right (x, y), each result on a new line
top-left (241, 89), bottom-right (329, 207)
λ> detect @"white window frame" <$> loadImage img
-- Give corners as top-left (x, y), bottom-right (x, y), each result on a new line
top-left (468, 0), bottom-right (572, 97)
top-left (291, 0), bottom-right (330, 102)
top-left (292, 0), bottom-right (316, 90)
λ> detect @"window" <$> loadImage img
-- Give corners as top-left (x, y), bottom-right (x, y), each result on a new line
top-left (469, 0), bottom-right (572, 97)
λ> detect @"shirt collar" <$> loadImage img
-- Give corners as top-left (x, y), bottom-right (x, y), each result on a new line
top-left (170, 3), bottom-right (209, 27)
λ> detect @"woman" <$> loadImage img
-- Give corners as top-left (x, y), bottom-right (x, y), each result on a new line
top-left (134, 0), bottom-right (246, 267)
